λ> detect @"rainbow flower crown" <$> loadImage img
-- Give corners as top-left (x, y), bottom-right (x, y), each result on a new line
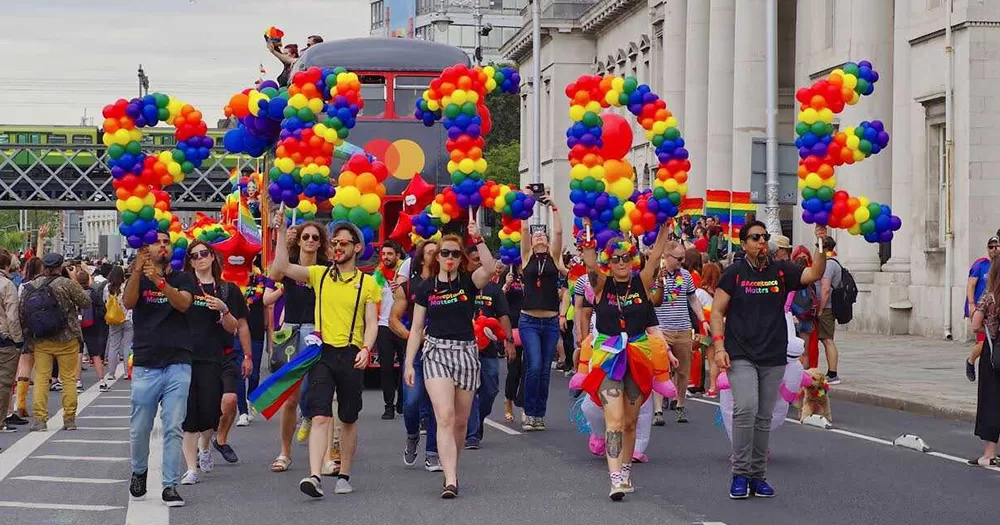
top-left (598, 238), bottom-right (641, 274)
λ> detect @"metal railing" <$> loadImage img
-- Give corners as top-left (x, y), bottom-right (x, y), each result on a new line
top-left (0, 144), bottom-right (256, 211)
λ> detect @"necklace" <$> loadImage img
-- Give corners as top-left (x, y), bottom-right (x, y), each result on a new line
top-left (434, 272), bottom-right (458, 295)
top-left (335, 268), bottom-right (359, 283)
top-left (535, 254), bottom-right (545, 288)
top-left (662, 270), bottom-right (685, 304)
top-left (612, 277), bottom-right (632, 330)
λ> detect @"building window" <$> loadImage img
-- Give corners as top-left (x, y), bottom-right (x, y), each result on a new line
top-left (48, 135), bottom-right (68, 145)
top-left (924, 98), bottom-right (946, 251)
top-left (371, 1), bottom-right (385, 30)
top-left (72, 135), bottom-right (94, 144)
top-left (824, 0), bottom-right (835, 50)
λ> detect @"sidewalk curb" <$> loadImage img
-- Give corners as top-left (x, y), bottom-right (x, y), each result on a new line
top-left (829, 387), bottom-right (975, 423)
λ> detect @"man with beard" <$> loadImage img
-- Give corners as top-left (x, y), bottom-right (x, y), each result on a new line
top-left (272, 220), bottom-right (380, 498)
top-left (123, 232), bottom-right (197, 507)
top-left (375, 241), bottom-right (406, 420)
top-left (711, 221), bottom-right (827, 500)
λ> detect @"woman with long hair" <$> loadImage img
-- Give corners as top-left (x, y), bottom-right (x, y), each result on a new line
top-left (517, 196), bottom-right (563, 431)
top-left (969, 256), bottom-right (1000, 467)
top-left (404, 224), bottom-right (495, 498)
top-left (579, 225), bottom-right (669, 500)
top-left (104, 266), bottom-right (132, 382)
top-left (179, 240), bottom-right (244, 485)
top-left (262, 220), bottom-right (330, 473)
top-left (501, 263), bottom-right (525, 423)
top-left (12, 257), bottom-right (44, 418)
top-left (697, 263), bottom-right (722, 396)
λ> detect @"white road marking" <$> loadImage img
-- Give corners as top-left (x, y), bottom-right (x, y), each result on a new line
top-left (77, 415), bottom-right (131, 419)
top-left (11, 475), bottom-right (126, 484)
top-left (0, 501), bottom-right (123, 511)
top-left (99, 396), bottom-right (131, 399)
top-left (484, 418), bottom-right (522, 435)
top-left (927, 451), bottom-right (1000, 473)
top-left (53, 439), bottom-right (129, 444)
top-left (31, 455), bottom-right (128, 462)
top-left (0, 379), bottom-right (115, 483)
top-left (828, 428), bottom-right (894, 446)
top-left (76, 427), bottom-right (130, 430)
top-left (125, 408), bottom-right (168, 525)
top-left (86, 404), bottom-right (131, 408)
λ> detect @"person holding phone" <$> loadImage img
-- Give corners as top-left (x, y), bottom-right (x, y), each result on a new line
top-left (517, 186), bottom-right (564, 431)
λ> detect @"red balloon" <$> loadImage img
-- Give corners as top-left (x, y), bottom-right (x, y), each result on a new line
top-left (371, 161), bottom-right (389, 183)
top-left (402, 173), bottom-right (435, 213)
top-left (598, 113), bottom-right (633, 160)
top-left (480, 109), bottom-right (492, 136)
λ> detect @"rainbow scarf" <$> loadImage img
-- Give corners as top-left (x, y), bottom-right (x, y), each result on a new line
top-left (373, 262), bottom-right (399, 288)
top-left (248, 340), bottom-right (322, 420)
top-left (581, 332), bottom-right (654, 407)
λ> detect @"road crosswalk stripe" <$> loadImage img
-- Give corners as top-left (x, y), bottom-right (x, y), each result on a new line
top-left (77, 415), bottom-right (131, 419)
top-left (31, 455), bottom-right (128, 462)
top-left (53, 439), bottom-right (129, 444)
top-left (11, 475), bottom-right (126, 484)
top-left (0, 501), bottom-right (123, 511)
top-left (86, 404), bottom-right (131, 408)
top-left (75, 427), bottom-right (130, 430)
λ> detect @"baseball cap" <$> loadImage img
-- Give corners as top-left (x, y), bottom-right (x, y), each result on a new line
top-left (42, 253), bottom-right (65, 268)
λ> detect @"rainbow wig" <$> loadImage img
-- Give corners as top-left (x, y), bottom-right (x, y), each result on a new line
top-left (598, 237), bottom-right (641, 275)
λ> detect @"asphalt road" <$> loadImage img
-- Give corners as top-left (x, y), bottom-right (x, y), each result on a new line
top-left (0, 364), bottom-right (996, 525)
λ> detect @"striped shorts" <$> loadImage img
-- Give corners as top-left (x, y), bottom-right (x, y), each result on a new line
top-left (422, 335), bottom-right (481, 392)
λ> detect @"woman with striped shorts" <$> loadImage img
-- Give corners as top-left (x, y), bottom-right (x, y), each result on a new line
top-left (404, 224), bottom-right (496, 499)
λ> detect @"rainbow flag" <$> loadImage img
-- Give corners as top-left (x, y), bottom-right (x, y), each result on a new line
top-left (238, 200), bottom-right (261, 247)
top-left (704, 190), bottom-right (731, 221)
top-left (248, 342), bottom-right (321, 419)
top-left (730, 191), bottom-right (755, 247)
top-left (679, 198), bottom-right (704, 217)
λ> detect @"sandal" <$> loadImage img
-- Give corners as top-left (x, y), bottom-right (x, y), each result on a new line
top-left (441, 484), bottom-right (459, 499)
top-left (967, 456), bottom-right (999, 467)
top-left (270, 455), bottom-right (292, 472)
top-left (504, 401), bottom-right (514, 423)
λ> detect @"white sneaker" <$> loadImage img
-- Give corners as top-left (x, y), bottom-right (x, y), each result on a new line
top-left (198, 448), bottom-right (214, 473)
top-left (76, 381), bottom-right (83, 393)
top-left (334, 477), bottom-right (354, 494)
top-left (180, 470), bottom-right (199, 485)
top-left (236, 414), bottom-right (250, 427)
top-left (98, 381), bottom-right (110, 392)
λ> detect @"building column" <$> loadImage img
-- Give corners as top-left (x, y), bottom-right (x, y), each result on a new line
top-left (705, 0), bottom-right (735, 192)
top-left (837, 0), bottom-right (893, 273)
top-left (884, 0), bottom-right (911, 273)
top-left (682, 0), bottom-right (710, 198)
top-left (662, 0), bottom-right (687, 126)
top-left (730, 0), bottom-right (767, 192)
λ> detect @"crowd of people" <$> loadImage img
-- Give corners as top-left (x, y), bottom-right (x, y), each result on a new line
top-left (15, 194), bottom-right (958, 507)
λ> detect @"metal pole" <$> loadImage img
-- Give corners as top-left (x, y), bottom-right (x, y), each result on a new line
top-left (531, 0), bottom-right (542, 224)
top-left (474, 2), bottom-right (482, 66)
top-left (764, 0), bottom-right (780, 236)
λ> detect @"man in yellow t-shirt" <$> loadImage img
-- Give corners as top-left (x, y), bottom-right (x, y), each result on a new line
top-left (272, 220), bottom-right (379, 498)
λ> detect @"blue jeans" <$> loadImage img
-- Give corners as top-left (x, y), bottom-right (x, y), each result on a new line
top-left (519, 314), bottom-right (560, 418)
top-left (233, 338), bottom-right (265, 415)
top-left (467, 357), bottom-right (501, 443)
top-left (402, 351), bottom-right (437, 455)
top-left (130, 364), bottom-right (192, 488)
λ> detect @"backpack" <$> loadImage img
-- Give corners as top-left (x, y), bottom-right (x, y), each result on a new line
top-left (829, 258), bottom-right (858, 325)
top-left (80, 282), bottom-right (108, 329)
top-left (791, 286), bottom-right (820, 322)
top-left (22, 277), bottom-right (68, 338)
top-left (105, 290), bottom-right (126, 326)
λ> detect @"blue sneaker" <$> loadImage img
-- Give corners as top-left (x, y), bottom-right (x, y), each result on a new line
top-left (750, 478), bottom-right (775, 498)
top-left (729, 475), bottom-right (750, 499)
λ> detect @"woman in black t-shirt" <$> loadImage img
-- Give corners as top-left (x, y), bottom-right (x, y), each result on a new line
top-left (404, 224), bottom-right (495, 499)
top-left (710, 221), bottom-right (827, 500)
top-left (517, 195), bottom-right (565, 431)
top-left (261, 220), bottom-right (330, 473)
top-left (579, 225), bottom-right (669, 501)
top-left (179, 240), bottom-right (242, 486)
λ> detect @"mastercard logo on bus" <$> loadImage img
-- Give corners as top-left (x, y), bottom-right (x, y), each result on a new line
top-left (363, 138), bottom-right (425, 181)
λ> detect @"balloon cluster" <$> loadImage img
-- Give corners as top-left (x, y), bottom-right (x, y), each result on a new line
top-left (565, 74), bottom-right (688, 246)
top-left (794, 60), bottom-right (901, 242)
top-left (331, 154), bottom-right (388, 259)
top-left (223, 81), bottom-right (285, 156)
top-left (497, 217), bottom-right (522, 266)
top-left (103, 94), bottom-right (213, 249)
top-left (473, 313), bottom-right (507, 352)
top-left (249, 67), bottom-right (363, 213)
top-left (479, 181), bottom-right (535, 221)
top-left (410, 212), bottom-right (441, 242)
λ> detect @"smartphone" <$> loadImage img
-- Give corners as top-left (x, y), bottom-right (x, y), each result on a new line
top-left (527, 182), bottom-right (545, 195)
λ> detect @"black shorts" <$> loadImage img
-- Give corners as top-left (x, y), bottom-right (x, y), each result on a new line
top-left (376, 325), bottom-right (404, 368)
top-left (182, 361), bottom-right (223, 433)
top-left (221, 353), bottom-right (239, 394)
top-left (82, 327), bottom-right (107, 359)
top-left (303, 345), bottom-right (364, 423)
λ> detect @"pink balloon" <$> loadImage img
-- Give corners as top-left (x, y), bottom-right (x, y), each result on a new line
top-left (598, 112), bottom-right (633, 160)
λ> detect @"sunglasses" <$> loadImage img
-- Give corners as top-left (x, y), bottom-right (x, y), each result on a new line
top-left (189, 250), bottom-right (212, 261)
top-left (439, 249), bottom-right (462, 259)
top-left (300, 233), bottom-right (321, 242)
top-left (332, 239), bottom-right (355, 248)
top-left (609, 254), bottom-right (630, 264)
top-left (990, 245), bottom-right (999, 250)
top-left (746, 233), bottom-right (771, 242)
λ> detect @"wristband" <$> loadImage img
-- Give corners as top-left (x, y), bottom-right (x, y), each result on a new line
top-left (361, 346), bottom-right (370, 353)
top-left (712, 334), bottom-right (724, 342)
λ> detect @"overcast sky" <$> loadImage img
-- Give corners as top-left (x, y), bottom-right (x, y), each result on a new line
top-left (0, 0), bottom-right (370, 126)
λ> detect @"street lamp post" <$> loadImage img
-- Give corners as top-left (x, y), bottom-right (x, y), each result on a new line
top-left (137, 65), bottom-right (149, 98)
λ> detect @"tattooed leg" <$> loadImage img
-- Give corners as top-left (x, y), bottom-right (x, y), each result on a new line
top-left (600, 378), bottom-right (626, 476)
top-left (605, 430), bottom-right (623, 458)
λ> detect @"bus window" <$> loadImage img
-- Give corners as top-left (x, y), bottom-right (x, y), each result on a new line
top-left (15, 134), bottom-right (41, 144)
top-left (49, 135), bottom-right (68, 145)
top-left (359, 75), bottom-right (386, 117)
top-left (72, 135), bottom-right (94, 145)
top-left (394, 76), bottom-right (431, 119)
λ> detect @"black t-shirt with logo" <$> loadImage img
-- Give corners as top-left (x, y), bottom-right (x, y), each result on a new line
top-left (282, 276), bottom-right (315, 324)
top-left (475, 281), bottom-right (510, 358)
top-left (415, 272), bottom-right (477, 341)
top-left (718, 258), bottom-right (805, 367)
top-left (132, 271), bottom-right (198, 369)
top-left (187, 280), bottom-right (247, 363)
top-left (246, 297), bottom-right (266, 341)
top-left (594, 275), bottom-right (657, 338)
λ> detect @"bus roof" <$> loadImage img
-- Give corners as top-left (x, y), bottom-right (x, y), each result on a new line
top-left (294, 37), bottom-right (471, 74)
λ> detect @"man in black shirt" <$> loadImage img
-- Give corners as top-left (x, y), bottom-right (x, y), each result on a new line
top-left (464, 248), bottom-right (513, 449)
top-left (711, 221), bottom-right (827, 501)
top-left (123, 232), bottom-right (196, 507)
